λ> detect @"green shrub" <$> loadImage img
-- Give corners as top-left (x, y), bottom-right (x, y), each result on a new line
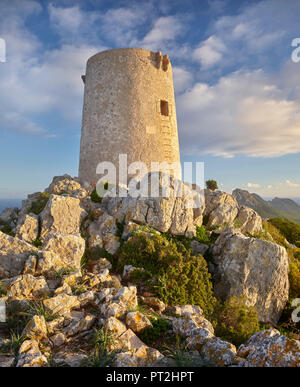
top-left (90, 189), bottom-right (102, 203)
top-left (289, 258), bottom-right (300, 299)
top-left (269, 218), bottom-right (300, 247)
top-left (81, 246), bottom-right (116, 271)
top-left (118, 233), bottom-right (217, 318)
top-left (139, 317), bottom-right (172, 345)
top-left (0, 219), bottom-right (15, 237)
top-left (85, 328), bottom-right (117, 367)
top-left (215, 296), bottom-right (259, 346)
top-left (27, 192), bottom-right (50, 215)
top-left (206, 180), bottom-right (218, 191)
top-left (295, 249), bottom-right (300, 260)
top-left (194, 225), bottom-right (210, 243)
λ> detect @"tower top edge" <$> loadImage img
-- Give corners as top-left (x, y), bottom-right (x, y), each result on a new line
top-left (87, 48), bottom-right (170, 64)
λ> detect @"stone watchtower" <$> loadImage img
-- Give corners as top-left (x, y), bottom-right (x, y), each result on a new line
top-left (78, 48), bottom-right (181, 187)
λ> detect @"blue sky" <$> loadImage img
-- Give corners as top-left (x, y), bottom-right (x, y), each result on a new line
top-left (0, 0), bottom-right (300, 199)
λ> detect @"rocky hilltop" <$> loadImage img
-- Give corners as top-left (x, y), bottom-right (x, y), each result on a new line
top-left (0, 174), bottom-right (299, 367)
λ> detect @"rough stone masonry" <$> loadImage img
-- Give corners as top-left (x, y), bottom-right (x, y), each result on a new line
top-left (78, 48), bottom-right (181, 187)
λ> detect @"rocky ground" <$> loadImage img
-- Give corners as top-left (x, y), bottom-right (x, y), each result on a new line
top-left (0, 174), bottom-right (299, 367)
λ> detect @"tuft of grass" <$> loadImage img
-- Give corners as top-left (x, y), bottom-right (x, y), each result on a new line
top-left (23, 301), bottom-right (58, 322)
top-left (10, 331), bottom-right (25, 357)
top-left (84, 328), bottom-right (118, 367)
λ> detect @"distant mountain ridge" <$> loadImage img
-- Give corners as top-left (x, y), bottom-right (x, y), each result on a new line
top-left (232, 189), bottom-right (300, 225)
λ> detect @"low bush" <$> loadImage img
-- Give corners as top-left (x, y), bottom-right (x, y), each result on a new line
top-left (215, 296), bottom-right (260, 346)
top-left (118, 233), bottom-right (217, 319)
top-left (139, 317), bottom-right (172, 345)
top-left (90, 189), bottom-right (102, 203)
top-left (289, 258), bottom-right (300, 300)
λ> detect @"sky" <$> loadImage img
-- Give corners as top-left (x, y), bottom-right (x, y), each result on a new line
top-left (0, 0), bottom-right (300, 199)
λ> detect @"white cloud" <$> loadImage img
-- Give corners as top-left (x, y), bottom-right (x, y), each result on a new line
top-left (177, 69), bottom-right (300, 158)
top-left (192, 36), bottom-right (226, 68)
top-left (141, 16), bottom-right (184, 50)
top-left (286, 180), bottom-right (299, 188)
top-left (48, 3), bottom-right (83, 33)
top-left (247, 183), bottom-right (260, 188)
top-left (172, 67), bottom-right (193, 93)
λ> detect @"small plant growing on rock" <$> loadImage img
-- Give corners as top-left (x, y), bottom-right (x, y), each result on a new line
top-left (85, 327), bottom-right (117, 367)
top-left (139, 317), bottom-right (172, 345)
top-left (206, 180), bottom-right (218, 191)
top-left (215, 296), bottom-right (259, 346)
top-left (90, 189), bottom-right (102, 203)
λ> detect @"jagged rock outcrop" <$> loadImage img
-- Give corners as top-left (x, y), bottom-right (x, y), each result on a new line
top-left (15, 213), bottom-right (39, 243)
top-left (40, 195), bottom-right (86, 239)
top-left (102, 172), bottom-right (204, 237)
top-left (204, 189), bottom-right (239, 228)
top-left (0, 232), bottom-right (38, 279)
top-left (45, 174), bottom-right (88, 198)
top-left (235, 206), bottom-right (263, 235)
top-left (237, 329), bottom-right (300, 367)
top-left (211, 229), bottom-right (289, 323)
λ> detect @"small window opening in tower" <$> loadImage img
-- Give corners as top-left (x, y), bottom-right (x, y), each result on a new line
top-left (160, 100), bottom-right (169, 116)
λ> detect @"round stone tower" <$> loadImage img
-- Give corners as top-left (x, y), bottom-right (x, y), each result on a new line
top-left (78, 48), bottom-right (181, 187)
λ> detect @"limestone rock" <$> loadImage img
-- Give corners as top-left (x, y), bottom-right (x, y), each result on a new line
top-left (200, 337), bottom-right (237, 367)
top-left (211, 230), bottom-right (289, 323)
top-left (22, 315), bottom-right (48, 341)
top-left (104, 317), bottom-right (127, 338)
top-left (23, 254), bottom-right (37, 275)
top-left (50, 332), bottom-right (65, 347)
top-left (235, 206), bottom-right (263, 235)
top-left (173, 314), bottom-right (214, 339)
top-left (17, 340), bottom-right (48, 367)
top-left (0, 232), bottom-right (38, 279)
top-left (237, 329), bottom-right (300, 367)
top-left (7, 274), bottom-right (49, 300)
top-left (40, 194), bottom-right (86, 239)
top-left (0, 356), bottom-right (15, 367)
top-left (0, 207), bottom-right (19, 225)
top-left (90, 258), bottom-right (112, 274)
top-left (35, 250), bottom-right (68, 278)
top-left (43, 294), bottom-right (80, 316)
top-left (204, 189), bottom-right (239, 228)
top-left (170, 305), bottom-right (203, 317)
top-left (190, 240), bottom-right (209, 256)
top-left (46, 174), bottom-right (88, 198)
top-left (114, 347), bottom-right (164, 367)
top-left (54, 283), bottom-right (72, 296)
top-left (42, 234), bottom-right (85, 271)
top-left (126, 311), bottom-right (152, 333)
top-left (102, 173), bottom-right (204, 237)
top-left (140, 296), bottom-right (165, 313)
top-left (52, 352), bottom-right (87, 367)
top-left (15, 213), bottom-right (39, 243)
top-left (63, 314), bottom-right (95, 337)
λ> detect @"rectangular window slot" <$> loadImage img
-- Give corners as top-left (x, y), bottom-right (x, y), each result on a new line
top-left (160, 100), bottom-right (169, 116)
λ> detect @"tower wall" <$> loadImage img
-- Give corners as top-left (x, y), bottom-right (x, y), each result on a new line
top-left (78, 48), bottom-right (181, 187)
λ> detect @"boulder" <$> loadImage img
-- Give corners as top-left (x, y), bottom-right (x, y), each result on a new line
top-left (102, 172), bottom-right (204, 237)
top-left (200, 337), bottom-right (237, 367)
top-left (17, 340), bottom-right (48, 367)
top-left (43, 294), bottom-right (80, 316)
top-left (235, 206), bottom-right (263, 235)
top-left (46, 174), bottom-right (88, 198)
top-left (104, 317), bottom-right (127, 338)
top-left (204, 189), bottom-right (239, 228)
top-left (15, 213), bottom-right (39, 243)
top-left (126, 311), bottom-right (152, 333)
top-left (7, 274), bottom-right (49, 300)
top-left (42, 234), bottom-right (85, 271)
top-left (237, 329), bottom-right (300, 367)
top-left (0, 232), bottom-right (38, 279)
top-left (63, 314), bottom-right (95, 337)
top-left (40, 195), bottom-right (86, 239)
top-left (211, 230), bottom-right (289, 323)
top-left (22, 315), bottom-right (48, 341)
top-left (114, 347), bottom-right (164, 367)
